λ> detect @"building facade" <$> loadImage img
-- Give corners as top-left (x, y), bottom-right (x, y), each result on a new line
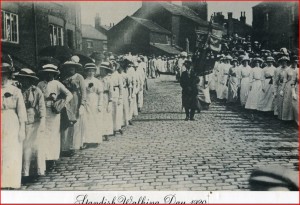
top-left (81, 24), bottom-right (107, 56)
top-left (212, 12), bottom-right (252, 38)
top-left (132, 2), bottom-right (218, 53)
top-left (1, 2), bottom-right (82, 70)
top-left (252, 2), bottom-right (299, 50)
top-left (108, 16), bottom-right (180, 55)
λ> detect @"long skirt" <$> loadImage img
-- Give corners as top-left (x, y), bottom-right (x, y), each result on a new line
top-left (129, 94), bottom-right (138, 119)
top-left (257, 79), bottom-right (274, 111)
top-left (208, 73), bottom-right (216, 91)
top-left (227, 77), bottom-right (239, 103)
top-left (73, 113), bottom-right (85, 149)
top-left (276, 83), bottom-right (284, 119)
top-left (122, 88), bottom-right (130, 126)
top-left (240, 77), bottom-right (250, 106)
top-left (102, 93), bottom-right (114, 136)
top-left (292, 85), bottom-right (298, 125)
top-left (84, 93), bottom-right (102, 143)
top-left (112, 88), bottom-right (123, 131)
top-left (137, 89), bottom-right (144, 109)
top-left (23, 120), bottom-right (45, 176)
top-left (280, 81), bottom-right (294, 121)
top-left (2, 110), bottom-right (23, 188)
top-left (197, 87), bottom-right (211, 104)
top-left (245, 80), bottom-right (263, 110)
top-left (43, 108), bottom-right (61, 160)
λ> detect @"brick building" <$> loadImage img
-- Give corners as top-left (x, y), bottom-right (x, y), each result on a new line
top-left (108, 16), bottom-right (180, 55)
top-left (212, 12), bottom-right (252, 38)
top-left (252, 2), bottom-right (299, 50)
top-left (81, 24), bottom-right (107, 56)
top-left (132, 2), bottom-right (222, 53)
top-left (1, 2), bottom-right (82, 70)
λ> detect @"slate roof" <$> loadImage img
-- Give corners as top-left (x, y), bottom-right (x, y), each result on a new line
top-left (151, 43), bottom-right (181, 55)
top-left (81, 24), bottom-right (107, 40)
top-left (129, 16), bottom-right (172, 35)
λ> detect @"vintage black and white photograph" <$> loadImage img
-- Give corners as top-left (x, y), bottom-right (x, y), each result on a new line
top-left (1, 0), bottom-right (299, 196)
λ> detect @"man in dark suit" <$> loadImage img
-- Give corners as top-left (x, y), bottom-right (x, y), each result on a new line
top-left (180, 59), bottom-right (197, 121)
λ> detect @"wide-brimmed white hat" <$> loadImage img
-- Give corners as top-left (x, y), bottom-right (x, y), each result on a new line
top-left (39, 64), bottom-right (60, 74)
top-left (15, 68), bottom-right (39, 80)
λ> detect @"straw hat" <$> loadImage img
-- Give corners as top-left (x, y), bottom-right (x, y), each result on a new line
top-left (60, 61), bottom-right (82, 69)
top-left (84, 63), bottom-right (97, 71)
top-left (39, 64), bottom-right (60, 74)
top-left (1, 62), bottom-right (13, 73)
top-left (14, 68), bottom-right (39, 80)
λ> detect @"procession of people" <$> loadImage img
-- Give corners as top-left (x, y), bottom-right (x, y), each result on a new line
top-left (1, 53), bottom-right (147, 189)
top-left (1, 32), bottom-right (299, 190)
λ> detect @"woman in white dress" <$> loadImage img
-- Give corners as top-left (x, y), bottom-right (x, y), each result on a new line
top-left (218, 55), bottom-right (231, 100)
top-left (227, 58), bottom-right (239, 103)
top-left (239, 56), bottom-right (252, 107)
top-left (37, 64), bottom-right (72, 168)
top-left (2, 62), bottom-right (27, 189)
top-left (245, 58), bottom-right (264, 115)
top-left (257, 56), bottom-right (277, 112)
top-left (15, 69), bottom-right (46, 182)
top-left (83, 63), bottom-right (104, 145)
top-left (291, 56), bottom-right (299, 125)
top-left (99, 62), bottom-right (114, 140)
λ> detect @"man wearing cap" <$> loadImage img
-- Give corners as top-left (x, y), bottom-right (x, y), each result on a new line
top-left (15, 68), bottom-right (47, 180)
top-left (180, 59), bottom-right (198, 121)
top-left (2, 61), bottom-right (27, 189)
top-left (110, 61), bottom-right (124, 135)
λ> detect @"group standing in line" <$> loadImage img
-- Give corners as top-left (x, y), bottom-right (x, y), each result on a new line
top-left (1, 53), bottom-right (147, 189)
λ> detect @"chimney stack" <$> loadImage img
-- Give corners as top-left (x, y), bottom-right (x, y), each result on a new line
top-left (228, 12), bottom-right (233, 19)
top-left (240, 11), bottom-right (246, 24)
top-left (95, 13), bottom-right (101, 29)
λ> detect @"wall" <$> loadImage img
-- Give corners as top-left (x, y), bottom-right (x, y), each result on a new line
top-left (82, 38), bottom-right (106, 56)
top-left (1, 2), bottom-right (82, 70)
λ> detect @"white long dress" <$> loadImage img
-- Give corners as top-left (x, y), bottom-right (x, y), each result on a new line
top-left (245, 67), bottom-right (264, 110)
top-left (2, 83), bottom-right (27, 188)
top-left (84, 77), bottom-right (103, 143)
top-left (37, 80), bottom-right (72, 160)
top-left (240, 66), bottom-right (252, 106)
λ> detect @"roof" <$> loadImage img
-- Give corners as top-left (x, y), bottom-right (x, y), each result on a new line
top-left (81, 24), bottom-right (107, 40)
top-left (253, 2), bottom-right (296, 8)
top-left (129, 16), bottom-right (172, 35)
top-left (160, 2), bottom-right (209, 26)
top-left (99, 25), bottom-right (111, 31)
top-left (151, 43), bottom-right (181, 55)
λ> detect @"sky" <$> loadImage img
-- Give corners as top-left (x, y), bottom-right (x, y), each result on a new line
top-left (80, 1), bottom-right (260, 27)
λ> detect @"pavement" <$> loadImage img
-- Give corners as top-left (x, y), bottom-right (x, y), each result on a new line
top-left (21, 75), bottom-right (298, 191)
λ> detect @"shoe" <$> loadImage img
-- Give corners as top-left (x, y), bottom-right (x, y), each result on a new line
top-left (119, 129), bottom-right (124, 135)
top-left (129, 120), bottom-right (133, 125)
top-left (138, 108), bottom-right (141, 113)
top-left (103, 135), bottom-right (109, 141)
top-left (184, 117), bottom-right (189, 121)
top-left (190, 118), bottom-right (196, 121)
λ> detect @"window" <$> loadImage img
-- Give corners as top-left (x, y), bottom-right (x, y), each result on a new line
top-left (87, 40), bottom-right (93, 48)
top-left (67, 29), bottom-right (74, 49)
top-left (124, 32), bottom-right (131, 44)
top-left (1, 10), bottom-right (19, 44)
top-left (49, 24), bottom-right (64, 46)
top-left (103, 41), bottom-right (107, 51)
top-left (166, 36), bottom-right (171, 45)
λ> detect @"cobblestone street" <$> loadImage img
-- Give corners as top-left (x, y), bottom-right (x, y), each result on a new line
top-left (22, 75), bottom-right (298, 191)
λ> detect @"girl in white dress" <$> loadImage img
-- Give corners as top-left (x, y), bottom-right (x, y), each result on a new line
top-left (2, 62), bottom-right (27, 189)
top-left (83, 63), bottom-right (104, 145)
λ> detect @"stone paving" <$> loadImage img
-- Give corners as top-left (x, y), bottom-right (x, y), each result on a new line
top-left (21, 75), bottom-right (298, 191)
